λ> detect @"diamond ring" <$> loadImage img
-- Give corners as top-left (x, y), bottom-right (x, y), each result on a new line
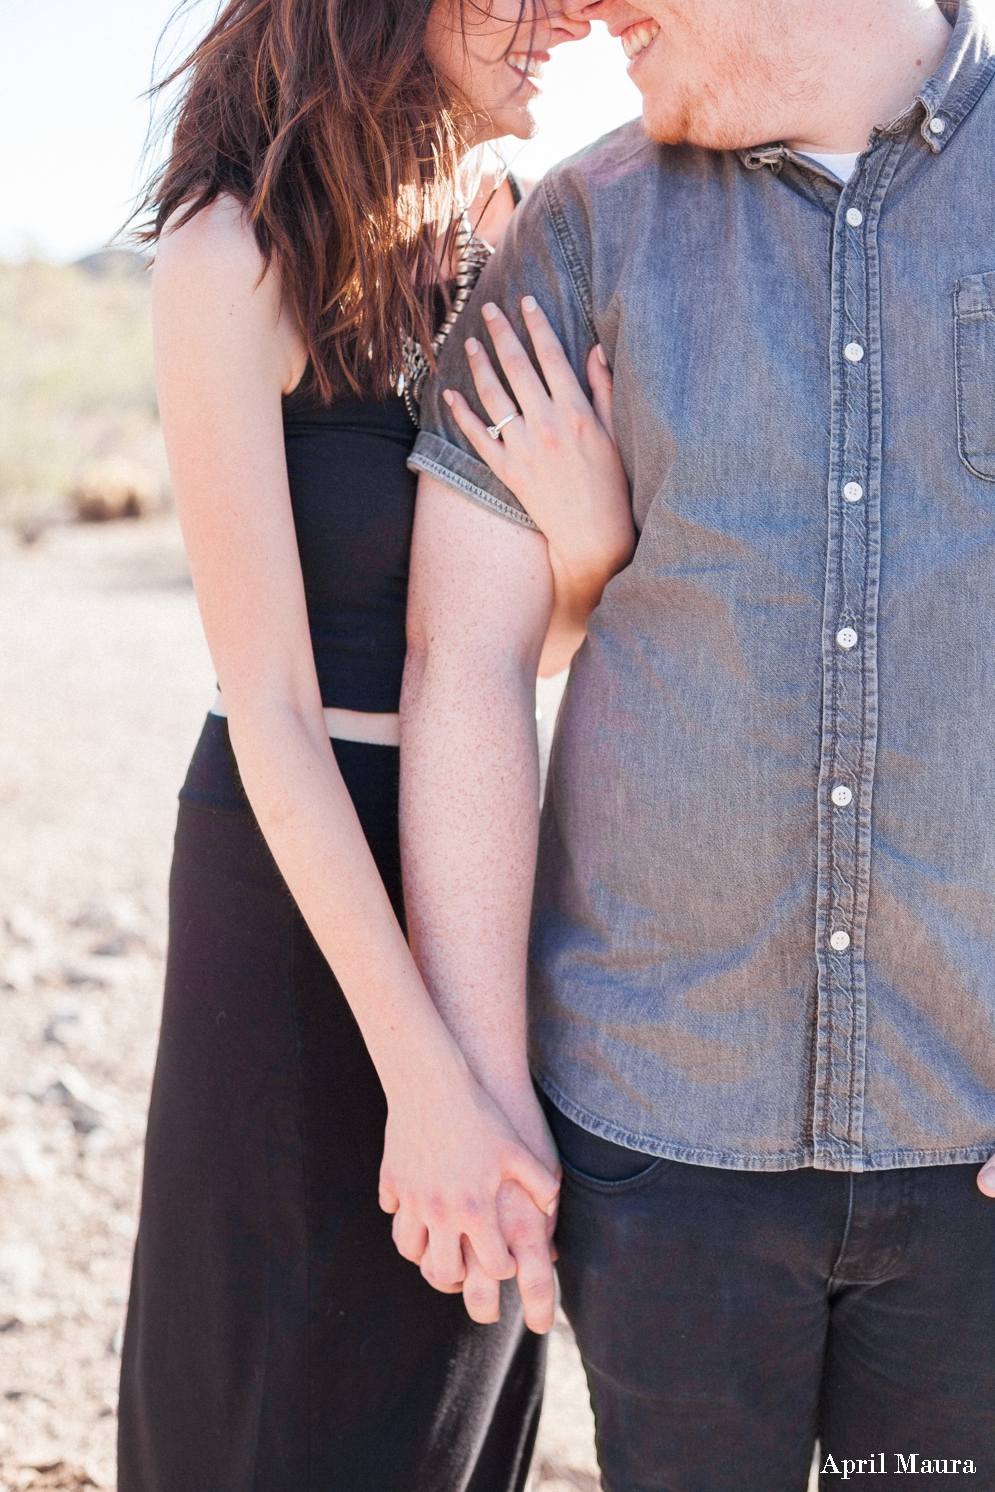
top-left (486, 411), bottom-right (520, 440)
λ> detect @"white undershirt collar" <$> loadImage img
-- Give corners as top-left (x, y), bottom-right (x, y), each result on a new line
top-left (796, 149), bottom-right (861, 183)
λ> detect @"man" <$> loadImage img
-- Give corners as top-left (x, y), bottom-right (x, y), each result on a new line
top-left (401, 0), bottom-right (995, 1484)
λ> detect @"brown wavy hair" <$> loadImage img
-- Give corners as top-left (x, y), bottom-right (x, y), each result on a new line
top-left (138, 0), bottom-right (485, 401)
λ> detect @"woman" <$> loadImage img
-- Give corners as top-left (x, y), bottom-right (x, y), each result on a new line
top-left (118, 0), bottom-right (632, 1487)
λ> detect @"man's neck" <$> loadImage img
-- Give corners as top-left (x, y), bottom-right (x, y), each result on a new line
top-left (784, 0), bottom-right (953, 156)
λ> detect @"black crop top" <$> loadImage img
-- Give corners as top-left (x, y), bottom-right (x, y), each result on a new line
top-left (279, 176), bottom-right (523, 713)
top-left (282, 381), bottom-right (418, 714)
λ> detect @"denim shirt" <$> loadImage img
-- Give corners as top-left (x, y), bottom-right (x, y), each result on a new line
top-left (410, 0), bottom-right (995, 1172)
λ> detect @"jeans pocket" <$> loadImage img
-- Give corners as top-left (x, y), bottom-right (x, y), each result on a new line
top-left (542, 1097), bottom-right (671, 1191)
top-left (954, 270), bottom-right (995, 481)
top-left (560, 1153), bottom-right (670, 1195)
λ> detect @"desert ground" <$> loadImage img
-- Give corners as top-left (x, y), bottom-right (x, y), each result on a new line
top-left (0, 512), bottom-right (602, 1491)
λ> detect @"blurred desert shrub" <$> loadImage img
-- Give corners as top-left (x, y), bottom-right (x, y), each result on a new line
top-left (0, 251), bottom-right (168, 534)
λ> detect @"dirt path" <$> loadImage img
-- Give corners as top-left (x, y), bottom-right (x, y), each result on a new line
top-left (0, 516), bottom-right (600, 1491)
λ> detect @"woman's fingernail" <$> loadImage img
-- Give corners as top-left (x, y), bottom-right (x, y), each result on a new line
top-left (522, 295), bottom-right (537, 313)
top-left (546, 1199), bottom-right (557, 1216)
top-left (442, 389), bottom-right (454, 406)
top-left (465, 338), bottom-right (479, 355)
top-left (481, 303), bottom-right (498, 321)
top-left (596, 343), bottom-right (608, 366)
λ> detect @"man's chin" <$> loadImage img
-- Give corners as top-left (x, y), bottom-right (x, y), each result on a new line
top-left (643, 114), bottom-right (767, 153)
top-left (641, 97), bottom-right (768, 153)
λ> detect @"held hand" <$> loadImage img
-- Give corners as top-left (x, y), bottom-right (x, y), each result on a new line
top-left (978, 1156), bottom-right (995, 1195)
top-left (442, 297), bottom-right (635, 584)
top-left (458, 1086), bottom-right (560, 1332)
top-left (378, 1059), bottom-right (560, 1332)
top-left (460, 1178), bottom-right (559, 1334)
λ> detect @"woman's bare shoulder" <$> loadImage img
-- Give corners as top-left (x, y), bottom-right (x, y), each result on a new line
top-left (155, 194), bottom-right (268, 288)
top-left (153, 195), bottom-right (305, 388)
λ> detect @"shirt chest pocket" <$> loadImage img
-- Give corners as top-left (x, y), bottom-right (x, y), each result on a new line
top-left (955, 270), bottom-right (995, 481)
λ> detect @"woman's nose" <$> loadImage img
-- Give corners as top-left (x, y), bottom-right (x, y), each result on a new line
top-left (552, 10), bottom-right (594, 41)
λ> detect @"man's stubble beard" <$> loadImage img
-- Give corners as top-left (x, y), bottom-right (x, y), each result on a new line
top-left (642, 75), bottom-right (780, 152)
top-left (640, 0), bottom-right (812, 152)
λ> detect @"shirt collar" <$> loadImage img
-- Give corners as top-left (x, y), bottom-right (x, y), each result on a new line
top-left (739, 0), bottom-right (995, 173)
top-left (912, 0), bottom-right (995, 152)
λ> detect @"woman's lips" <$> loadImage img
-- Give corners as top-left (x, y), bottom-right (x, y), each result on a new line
top-left (507, 52), bottom-right (547, 91)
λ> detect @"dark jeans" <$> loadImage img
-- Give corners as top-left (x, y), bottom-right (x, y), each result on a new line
top-left (541, 1097), bottom-right (995, 1492)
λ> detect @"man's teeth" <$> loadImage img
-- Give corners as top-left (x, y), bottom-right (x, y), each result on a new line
top-left (508, 54), bottom-right (544, 79)
top-left (620, 21), bottom-right (660, 61)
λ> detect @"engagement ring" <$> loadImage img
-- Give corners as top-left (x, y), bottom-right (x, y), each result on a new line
top-left (486, 412), bottom-right (520, 440)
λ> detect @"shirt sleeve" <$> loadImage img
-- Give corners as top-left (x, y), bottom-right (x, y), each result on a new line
top-left (408, 171), bottom-right (596, 530)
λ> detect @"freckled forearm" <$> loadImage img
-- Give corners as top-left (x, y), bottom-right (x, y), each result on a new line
top-left (400, 477), bottom-right (556, 1146)
top-left (400, 645), bottom-right (543, 1120)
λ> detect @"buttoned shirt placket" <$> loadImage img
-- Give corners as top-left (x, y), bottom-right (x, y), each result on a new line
top-left (807, 121), bottom-right (932, 1169)
top-left (795, 92), bottom-right (958, 1167)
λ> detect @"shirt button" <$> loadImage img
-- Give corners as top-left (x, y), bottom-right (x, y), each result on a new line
top-left (830, 930), bottom-right (851, 952)
top-left (843, 481), bottom-right (864, 502)
top-left (846, 207), bottom-right (863, 227)
top-left (844, 342), bottom-right (865, 363)
top-left (929, 116), bottom-right (946, 135)
top-left (831, 784), bottom-right (853, 807)
top-left (836, 627), bottom-right (858, 650)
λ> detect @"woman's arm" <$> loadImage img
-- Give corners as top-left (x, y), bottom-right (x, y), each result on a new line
top-left (153, 197), bottom-right (559, 1328)
top-left (440, 297), bottom-right (635, 674)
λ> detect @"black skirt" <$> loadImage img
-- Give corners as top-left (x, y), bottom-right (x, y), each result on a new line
top-left (118, 716), bottom-right (544, 1492)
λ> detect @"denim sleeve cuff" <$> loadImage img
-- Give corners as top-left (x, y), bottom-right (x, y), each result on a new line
top-left (407, 431), bottom-right (540, 532)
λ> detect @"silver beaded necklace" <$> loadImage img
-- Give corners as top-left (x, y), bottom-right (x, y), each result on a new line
top-left (398, 210), bottom-right (492, 421)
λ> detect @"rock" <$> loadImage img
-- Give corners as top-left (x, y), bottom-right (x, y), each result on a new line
top-left (1, 950), bottom-right (36, 994)
top-left (60, 965), bottom-right (108, 991)
top-left (0, 1133), bottom-right (55, 1184)
top-left (4, 907), bottom-right (50, 948)
top-left (28, 1066), bottom-right (114, 1135)
top-left (16, 1072), bottom-right (60, 1103)
top-left (81, 1126), bottom-right (114, 1158)
top-left (89, 933), bottom-right (131, 958)
top-left (55, 1067), bottom-right (102, 1108)
top-left (73, 897), bottom-right (146, 942)
top-left (43, 1006), bottom-right (104, 1050)
top-left (64, 956), bottom-right (132, 989)
top-left (70, 904), bottom-right (116, 934)
top-left (0, 1298), bottom-right (56, 1329)
top-left (1, 908), bottom-right (61, 990)
top-left (0, 1462), bottom-right (37, 1491)
top-left (57, 1065), bottom-right (115, 1134)
top-left (18, 1464), bottom-right (99, 1489)
top-left (44, 1010), bottom-right (77, 1046)
top-left (105, 1213), bottom-right (136, 1243)
top-left (0, 1243), bottom-right (43, 1296)
top-left (71, 459), bottom-right (159, 523)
